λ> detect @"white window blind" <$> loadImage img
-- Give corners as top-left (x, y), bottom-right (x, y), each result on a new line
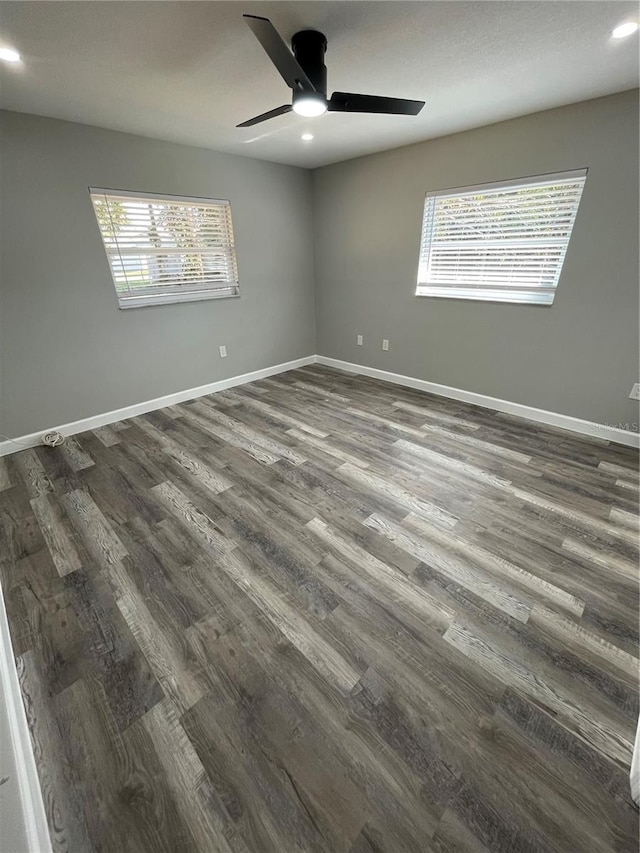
top-left (90, 188), bottom-right (239, 308)
top-left (416, 169), bottom-right (587, 305)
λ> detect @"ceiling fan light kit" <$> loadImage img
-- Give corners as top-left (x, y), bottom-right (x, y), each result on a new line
top-left (237, 14), bottom-right (425, 128)
top-left (292, 93), bottom-right (327, 117)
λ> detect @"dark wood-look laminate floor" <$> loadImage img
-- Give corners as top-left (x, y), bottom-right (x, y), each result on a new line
top-left (1, 365), bottom-right (639, 853)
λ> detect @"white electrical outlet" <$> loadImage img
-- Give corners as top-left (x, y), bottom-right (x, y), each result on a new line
top-left (629, 383), bottom-right (640, 400)
top-left (219, 345), bottom-right (227, 358)
top-left (356, 334), bottom-right (363, 346)
top-left (382, 339), bottom-right (389, 351)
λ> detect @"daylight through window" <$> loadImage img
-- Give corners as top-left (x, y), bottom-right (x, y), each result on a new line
top-left (90, 188), bottom-right (239, 308)
top-left (416, 170), bottom-right (587, 305)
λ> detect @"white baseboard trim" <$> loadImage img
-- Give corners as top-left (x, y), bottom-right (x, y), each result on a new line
top-left (0, 355), bottom-right (316, 457)
top-left (0, 587), bottom-right (52, 853)
top-left (632, 717), bottom-right (640, 806)
top-left (2, 353), bottom-right (638, 455)
top-left (316, 356), bottom-right (640, 449)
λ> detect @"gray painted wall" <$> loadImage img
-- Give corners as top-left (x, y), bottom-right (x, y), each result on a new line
top-left (1, 93), bottom-right (638, 440)
top-left (313, 90), bottom-right (640, 431)
top-left (0, 111), bottom-right (316, 438)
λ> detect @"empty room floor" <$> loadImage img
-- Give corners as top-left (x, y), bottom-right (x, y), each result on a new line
top-left (0, 364), bottom-right (638, 853)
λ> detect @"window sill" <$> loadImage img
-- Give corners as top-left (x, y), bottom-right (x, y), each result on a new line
top-left (117, 287), bottom-right (240, 309)
top-left (415, 286), bottom-right (555, 306)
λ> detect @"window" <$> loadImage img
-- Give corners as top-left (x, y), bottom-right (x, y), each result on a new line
top-left (90, 188), bottom-right (239, 308)
top-left (416, 169), bottom-right (587, 305)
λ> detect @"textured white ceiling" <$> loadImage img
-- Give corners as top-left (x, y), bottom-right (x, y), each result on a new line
top-left (0, 1), bottom-right (638, 168)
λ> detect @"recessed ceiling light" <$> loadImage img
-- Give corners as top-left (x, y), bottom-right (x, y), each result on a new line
top-left (0, 47), bottom-right (21, 63)
top-left (301, 133), bottom-right (314, 141)
top-left (612, 21), bottom-right (638, 38)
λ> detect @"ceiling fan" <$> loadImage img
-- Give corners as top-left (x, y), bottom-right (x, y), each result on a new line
top-left (237, 15), bottom-right (425, 128)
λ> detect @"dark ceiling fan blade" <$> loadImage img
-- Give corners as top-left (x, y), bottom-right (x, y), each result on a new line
top-left (243, 15), bottom-right (315, 92)
top-left (236, 104), bottom-right (293, 128)
top-left (328, 92), bottom-right (425, 115)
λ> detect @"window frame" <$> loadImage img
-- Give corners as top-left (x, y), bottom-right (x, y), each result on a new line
top-left (89, 187), bottom-right (240, 309)
top-left (415, 168), bottom-right (588, 306)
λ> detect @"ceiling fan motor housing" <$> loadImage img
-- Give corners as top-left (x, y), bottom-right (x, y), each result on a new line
top-left (291, 29), bottom-right (328, 96)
